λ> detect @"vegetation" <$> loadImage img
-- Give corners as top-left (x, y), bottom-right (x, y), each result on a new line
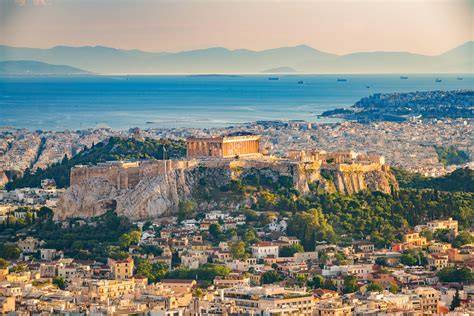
top-left (166, 264), bottom-right (230, 287)
top-left (393, 167), bottom-right (474, 192)
top-left (279, 244), bottom-right (304, 257)
top-left (437, 267), bottom-right (473, 284)
top-left (213, 166), bottom-right (474, 249)
top-left (434, 146), bottom-right (470, 166)
top-left (5, 137), bottom-right (186, 190)
top-left (135, 258), bottom-right (168, 283)
top-left (0, 209), bottom-right (139, 262)
top-left (53, 276), bottom-right (66, 290)
top-left (261, 270), bottom-right (283, 284)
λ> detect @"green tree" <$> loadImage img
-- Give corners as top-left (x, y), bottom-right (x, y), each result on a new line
top-left (389, 283), bottom-right (399, 294)
top-left (0, 258), bottom-right (9, 269)
top-left (135, 258), bottom-right (168, 283)
top-left (53, 276), bottom-right (66, 290)
top-left (287, 208), bottom-right (336, 250)
top-left (308, 275), bottom-right (324, 289)
top-left (279, 244), bottom-right (304, 257)
top-left (261, 270), bottom-right (281, 284)
top-left (230, 241), bottom-right (247, 260)
top-left (0, 244), bottom-right (21, 260)
top-left (178, 200), bottom-right (196, 222)
top-left (453, 231), bottom-right (474, 248)
top-left (437, 267), bottom-right (473, 284)
top-left (367, 282), bottom-right (383, 292)
top-left (343, 275), bottom-right (358, 293)
top-left (209, 224), bottom-right (223, 240)
top-left (450, 289), bottom-right (461, 311)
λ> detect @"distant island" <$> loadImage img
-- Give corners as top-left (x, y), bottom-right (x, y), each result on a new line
top-left (0, 60), bottom-right (91, 75)
top-left (321, 90), bottom-right (474, 122)
top-left (262, 66), bottom-right (297, 73)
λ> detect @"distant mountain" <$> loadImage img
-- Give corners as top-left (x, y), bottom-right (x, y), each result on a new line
top-left (0, 60), bottom-right (91, 75)
top-left (0, 42), bottom-right (472, 74)
top-left (262, 66), bottom-right (297, 73)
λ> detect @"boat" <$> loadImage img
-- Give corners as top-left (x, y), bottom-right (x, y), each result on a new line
top-left (457, 77), bottom-right (463, 80)
top-left (268, 77), bottom-right (279, 80)
top-left (400, 76), bottom-right (408, 79)
top-left (337, 78), bottom-right (347, 82)
top-left (366, 86), bottom-right (370, 89)
top-left (297, 80), bottom-right (304, 84)
top-left (435, 78), bottom-right (442, 83)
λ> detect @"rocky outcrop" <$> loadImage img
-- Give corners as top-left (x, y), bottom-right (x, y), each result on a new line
top-left (56, 159), bottom-right (398, 220)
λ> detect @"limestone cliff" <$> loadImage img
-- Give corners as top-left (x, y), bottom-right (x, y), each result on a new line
top-left (57, 159), bottom-right (398, 220)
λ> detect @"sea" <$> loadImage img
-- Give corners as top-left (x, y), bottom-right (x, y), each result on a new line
top-left (1, 74), bottom-right (472, 131)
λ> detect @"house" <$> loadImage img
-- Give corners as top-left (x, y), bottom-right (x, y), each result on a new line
top-left (278, 236), bottom-right (300, 246)
top-left (17, 237), bottom-right (42, 253)
top-left (392, 232), bottom-right (427, 252)
top-left (251, 242), bottom-right (279, 259)
top-left (427, 254), bottom-right (449, 270)
top-left (109, 257), bottom-right (134, 280)
top-left (427, 218), bottom-right (458, 236)
top-left (40, 248), bottom-right (64, 261)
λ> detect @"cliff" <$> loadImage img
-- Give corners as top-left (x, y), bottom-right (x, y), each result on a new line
top-left (56, 159), bottom-right (398, 220)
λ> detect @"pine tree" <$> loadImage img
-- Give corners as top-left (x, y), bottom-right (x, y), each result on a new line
top-left (450, 289), bottom-right (461, 311)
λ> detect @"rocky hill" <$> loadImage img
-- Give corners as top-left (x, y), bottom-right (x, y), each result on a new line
top-left (56, 159), bottom-right (398, 220)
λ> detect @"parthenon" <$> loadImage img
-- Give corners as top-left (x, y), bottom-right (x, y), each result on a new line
top-left (186, 134), bottom-right (261, 159)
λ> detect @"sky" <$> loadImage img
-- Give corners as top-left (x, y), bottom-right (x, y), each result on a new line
top-left (1, 0), bottom-right (473, 55)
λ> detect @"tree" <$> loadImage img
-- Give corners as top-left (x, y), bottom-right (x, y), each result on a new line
top-left (308, 275), bottom-right (324, 289)
top-left (453, 231), bottom-right (474, 248)
top-left (287, 208), bottom-right (336, 250)
top-left (262, 270), bottom-right (281, 284)
top-left (135, 258), bottom-right (168, 283)
top-left (53, 276), bottom-right (66, 290)
top-left (437, 267), bottom-right (473, 284)
top-left (209, 224), bottom-right (223, 240)
top-left (389, 283), bottom-right (399, 294)
top-left (323, 279), bottom-right (337, 291)
top-left (242, 228), bottom-right (258, 244)
top-left (279, 244), bottom-right (304, 257)
top-left (450, 289), bottom-right (461, 311)
top-left (343, 275), bottom-right (358, 293)
top-left (129, 230), bottom-right (142, 244)
top-left (0, 258), bottom-right (9, 269)
top-left (367, 282), bottom-right (383, 292)
top-left (178, 200), bottom-right (196, 222)
top-left (0, 244), bottom-right (21, 260)
top-left (230, 241), bottom-right (247, 260)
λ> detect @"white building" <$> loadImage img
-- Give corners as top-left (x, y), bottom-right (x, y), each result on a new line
top-left (251, 242), bottom-right (279, 259)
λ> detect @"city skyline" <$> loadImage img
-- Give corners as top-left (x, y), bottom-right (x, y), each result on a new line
top-left (1, 0), bottom-right (473, 56)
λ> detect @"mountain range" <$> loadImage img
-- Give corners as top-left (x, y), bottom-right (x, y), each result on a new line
top-left (0, 42), bottom-right (472, 74)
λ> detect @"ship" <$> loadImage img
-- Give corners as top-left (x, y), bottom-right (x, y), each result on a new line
top-left (400, 76), bottom-right (408, 79)
top-left (297, 80), bottom-right (304, 84)
top-left (435, 78), bottom-right (442, 83)
top-left (337, 78), bottom-right (347, 82)
top-left (268, 77), bottom-right (279, 80)
top-left (457, 77), bottom-right (463, 80)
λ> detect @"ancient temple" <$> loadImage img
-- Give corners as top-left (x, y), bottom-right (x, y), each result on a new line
top-left (186, 134), bottom-right (261, 158)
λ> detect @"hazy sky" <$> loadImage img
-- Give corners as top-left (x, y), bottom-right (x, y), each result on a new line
top-left (1, 0), bottom-right (473, 55)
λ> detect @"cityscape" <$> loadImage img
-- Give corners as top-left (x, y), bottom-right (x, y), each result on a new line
top-left (0, 0), bottom-right (473, 315)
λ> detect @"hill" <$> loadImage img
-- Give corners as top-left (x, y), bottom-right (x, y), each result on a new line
top-left (0, 60), bottom-right (90, 75)
top-left (0, 41), bottom-right (471, 74)
top-left (321, 90), bottom-right (474, 121)
top-left (5, 137), bottom-right (186, 190)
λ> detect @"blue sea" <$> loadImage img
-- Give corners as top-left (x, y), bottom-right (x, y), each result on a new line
top-left (1, 74), bottom-right (472, 131)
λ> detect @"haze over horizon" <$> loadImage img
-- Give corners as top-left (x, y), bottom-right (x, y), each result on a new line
top-left (1, 0), bottom-right (473, 56)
